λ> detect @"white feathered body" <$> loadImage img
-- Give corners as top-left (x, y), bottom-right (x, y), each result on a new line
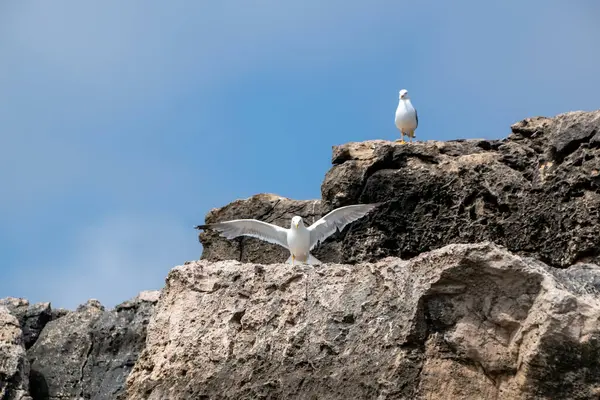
top-left (395, 99), bottom-right (418, 137)
top-left (287, 224), bottom-right (311, 262)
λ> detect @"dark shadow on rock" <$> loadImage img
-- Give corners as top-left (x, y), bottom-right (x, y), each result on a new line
top-left (29, 369), bottom-right (49, 400)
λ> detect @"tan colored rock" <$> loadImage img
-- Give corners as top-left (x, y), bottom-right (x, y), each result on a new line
top-left (0, 297), bottom-right (53, 349)
top-left (0, 306), bottom-right (32, 400)
top-left (126, 243), bottom-right (600, 399)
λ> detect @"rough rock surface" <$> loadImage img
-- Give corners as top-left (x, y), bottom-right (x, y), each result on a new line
top-left (0, 306), bottom-right (32, 400)
top-left (0, 298), bottom-right (53, 350)
top-left (126, 243), bottom-right (600, 400)
top-left (27, 291), bottom-right (159, 400)
top-left (199, 110), bottom-right (600, 267)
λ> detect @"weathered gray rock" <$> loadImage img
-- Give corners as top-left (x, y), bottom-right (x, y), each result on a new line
top-left (199, 110), bottom-right (600, 268)
top-left (0, 306), bottom-right (32, 400)
top-left (50, 308), bottom-right (69, 321)
top-left (126, 243), bottom-right (600, 400)
top-left (80, 291), bottom-right (159, 400)
top-left (27, 299), bottom-right (105, 400)
top-left (27, 292), bottom-right (159, 400)
top-left (0, 298), bottom-right (52, 350)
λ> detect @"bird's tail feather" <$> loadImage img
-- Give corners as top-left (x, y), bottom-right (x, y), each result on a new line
top-left (306, 253), bottom-right (322, 265)
top-left (285, 254), bottom-right (322, 265)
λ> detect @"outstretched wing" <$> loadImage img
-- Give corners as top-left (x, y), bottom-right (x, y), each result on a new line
top-left (307, 203), bottom-right (381, 250)
top-left (195, 219), bottom-right (289, 249)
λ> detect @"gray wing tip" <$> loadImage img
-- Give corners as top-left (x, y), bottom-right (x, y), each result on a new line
top-left (362, 202), bottom-right (384, 209)
top-left (357, 202), bottom-right (384, 214)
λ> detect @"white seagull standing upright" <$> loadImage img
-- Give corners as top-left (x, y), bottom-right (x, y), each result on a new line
top-left (195, 203), bottom-right (381, 265)
top-left (395, 89), bottom-right (418, 144)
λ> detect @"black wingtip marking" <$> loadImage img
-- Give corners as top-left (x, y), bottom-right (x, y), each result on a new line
top-left (194, 224), bottom-right (210, 230)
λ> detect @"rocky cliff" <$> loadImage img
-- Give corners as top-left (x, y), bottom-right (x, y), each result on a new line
top-left (126, 243), bottom-right (600, 400)
top-left (1, 109), bottom-right (600, 399)
top-left (0, 293), bottom-right (158, 400)
top-left (0, 306), bottom-right (31, 400)
top-left (199, 110), bottom-right (600, 267)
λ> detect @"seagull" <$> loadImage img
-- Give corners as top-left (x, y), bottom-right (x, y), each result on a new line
top-left (194, 203), bottom-right (381, 265)
top-left (395, 89), bottom-right (418, 144)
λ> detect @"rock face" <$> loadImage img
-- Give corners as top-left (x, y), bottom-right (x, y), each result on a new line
top-left (126, 243), bottom-right (600, 400)
top-left (199, 110), bottom-right (600, 268)
top-left (23, 291), bottom-right (158, 400)
top-left (0, 298), bottom-right (53, 350)
top-left (0, 306), bottom-right (32, 400)
top-left (80, 291), bottom-right (159, 400)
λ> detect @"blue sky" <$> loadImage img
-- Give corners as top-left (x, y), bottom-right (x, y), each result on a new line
top-left (1, 1), bottom-right (598, 309)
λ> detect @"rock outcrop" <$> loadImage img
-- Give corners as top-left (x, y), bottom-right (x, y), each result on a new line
top-left (126, 243), bottom-right (600, 400)
top-left (0, 292), bottom-right (159, 400)
top-left (27, 292), bottom-right (158, 400)
top-left (2, 109), bottom-right (600, 399)
top-left (0, 306), bottom-right (31, 400)
top-left (199, 110), bottom-right (600, 268)
top-left (0, 298), bottom-right (53, 350)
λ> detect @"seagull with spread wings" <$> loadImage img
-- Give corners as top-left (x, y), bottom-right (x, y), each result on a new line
top-left (195, 203), bottom-right (381, 265)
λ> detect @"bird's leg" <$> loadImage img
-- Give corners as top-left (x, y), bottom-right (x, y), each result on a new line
top-left (304, 271), bottom-right (309, 301)
top-left (292, 254), bottom-right (295, 266)
top-left (409, 134), bottom-right (413, 143)
top-left (396, 131), bottom-right (405, 144)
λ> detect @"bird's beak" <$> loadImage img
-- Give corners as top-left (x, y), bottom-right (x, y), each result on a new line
top-left (295, 222), bottom-right (299, 228)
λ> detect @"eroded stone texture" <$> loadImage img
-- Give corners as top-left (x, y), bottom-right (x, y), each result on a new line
top-left (200, 110), bottom-right (600, 267)
top-left (0, 306), bottom-right (32, 400)
top-left (0, 298), bottom-right (52, 350)
top-left (126, 243), bottom-right (600, 400)
top-left (27, 300), bottom-right (105, 400)
top-left (27, 292), bottom-right (159, 400)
